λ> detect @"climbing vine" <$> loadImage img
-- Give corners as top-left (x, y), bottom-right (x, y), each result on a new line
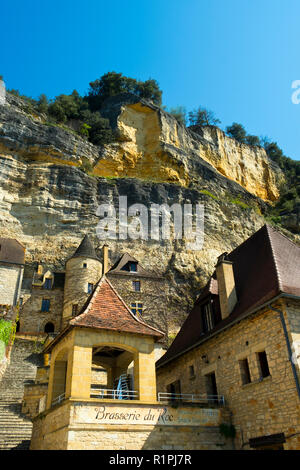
top-left (0, 319), bottom-right (13, 346)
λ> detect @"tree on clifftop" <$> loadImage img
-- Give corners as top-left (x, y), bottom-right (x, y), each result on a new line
top-left (188, 106), bottom-right (221, 126)
top-left (226, 122), bottom-right (247, 143)
top-left (87, 72), bottom-right (162, 111)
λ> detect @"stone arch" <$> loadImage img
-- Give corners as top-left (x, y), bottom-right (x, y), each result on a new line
top-left (50, 347), bottom-right (69, 406)
top-left (91, 342), bottom-right (138, 399)
top-left (44, 322), bottom-right (55, 333)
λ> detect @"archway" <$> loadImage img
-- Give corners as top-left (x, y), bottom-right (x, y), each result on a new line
top-left (44, 322), bottom-right (55, 333)
top-left (91, 345), bottom-right (136, 399)
top-left (51, 349), bottom-right (68, 406)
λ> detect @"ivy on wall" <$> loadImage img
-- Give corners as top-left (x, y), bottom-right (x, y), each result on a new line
top-left (0, 319), bottom-right (14, 346)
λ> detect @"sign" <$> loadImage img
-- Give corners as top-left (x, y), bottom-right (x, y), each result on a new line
top-left (73, 403), bottom-right (220, 427)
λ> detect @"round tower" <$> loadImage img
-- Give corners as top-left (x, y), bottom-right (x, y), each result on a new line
top-left (62, 235), bottom-right (102, 328)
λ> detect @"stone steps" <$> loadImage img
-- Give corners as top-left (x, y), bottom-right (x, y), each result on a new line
top-left (0, 338), bottom-right (43, 450)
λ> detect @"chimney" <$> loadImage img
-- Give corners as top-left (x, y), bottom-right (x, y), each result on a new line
top-left (36, 262), bottom-right (43, 275)
top-left (102, 244), bottom-right (109, 274)
top-left (216, 252), bottom-right (237, 320)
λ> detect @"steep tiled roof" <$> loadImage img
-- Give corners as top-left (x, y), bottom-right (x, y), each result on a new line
top-left (157, 224), bottom-right (300, 368)
top-left (108, 252), bottom-right (163, 279)
top-left (69, 235), bottom-right (99, 261)
top-left (70, 276), bottom-right (164, 339)
top-left (0, 238), bottom-right (25, 265)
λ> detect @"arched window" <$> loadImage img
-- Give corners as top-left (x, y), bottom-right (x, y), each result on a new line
top-left (44, 322), bottom-right (55, 333)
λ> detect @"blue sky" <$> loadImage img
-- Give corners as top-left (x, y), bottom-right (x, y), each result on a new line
top-left (2, 0), bottom-right (300, 160)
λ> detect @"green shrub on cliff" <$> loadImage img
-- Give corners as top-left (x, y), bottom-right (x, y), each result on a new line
top-left (87, 71), bottom-right (162, 110)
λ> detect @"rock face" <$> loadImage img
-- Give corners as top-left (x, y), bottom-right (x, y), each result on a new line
top-left (99, 94), bottom-right (284, 202)
top-left (0, 92), bottom-right (294, 332)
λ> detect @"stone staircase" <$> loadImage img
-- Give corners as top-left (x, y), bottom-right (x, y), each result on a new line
top-left (0, 337), bottom-right (43, 450)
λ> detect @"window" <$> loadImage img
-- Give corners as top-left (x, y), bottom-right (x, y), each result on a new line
top-left (257, 351), bottom-right (270, 378)
top-left (129, 262), bottom-right (137, 272)
top-left (83, 263), bottom-right (87, 268)
top-left (132, 281), bottom-right (141, 292)
top-left (131, 303), bottom-right (143, 316)
top-left (189, 365), bottom-right (195, 379)
top-left (205, 372), bottom-right (218, 402)
top-left (166, 380), bottom-right (181, 400)
top-left (201, 302), bottom-right (214, 333)
top-left (87, 283), bottom-right (94, 294)
top-left (72, 304), bottom-right (78, 316)
top-left (44, 278), bottom-right (52, 289)
top-left (239, 358), bottom-right (251, 385)
top-left (41, 299), bottom-right (50, 312)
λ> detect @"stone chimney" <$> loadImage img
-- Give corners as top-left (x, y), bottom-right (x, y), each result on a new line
top-left (102, 244), bottom-right (109, 274)
top-left (216, 252), bottom-right (237, 320)
top-left (36, 262), bottom-right (43, 275)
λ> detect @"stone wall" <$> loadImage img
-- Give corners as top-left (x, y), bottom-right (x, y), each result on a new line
top-left (107, 274), bottom-right (169, 338)
top-left (0, 264), bottom-right (23, 306)
top-left (30, 400), bottom-right (233, 450)
top-left (156, 299), bottom-right (300, 450)
top-left (20, 287), bottom-right (63, 333)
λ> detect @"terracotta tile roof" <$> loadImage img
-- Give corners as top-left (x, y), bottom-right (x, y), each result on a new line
top-left (157, 224), bottom-right (300, 368)
top-left (0, 238), bottom-right (25, 265)
top-left (70, 276), bottom-right (164, 340)
top-left (108, 253), bottom-right (163, 279)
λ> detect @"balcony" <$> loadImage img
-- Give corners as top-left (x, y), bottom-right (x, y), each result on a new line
top-left (90, 387), bottom-right (138, 400)
top-left (157, 392), bottom-right (225, 406)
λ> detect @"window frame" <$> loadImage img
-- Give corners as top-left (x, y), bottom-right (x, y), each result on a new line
top-left (41, 298), bottom-right (50, 312)
top-left (131, 302), bottom-right (143, 316)
top-left (201, 300), bottom-right (215, 333)
top-left (257, 351), bottom-right (270, 379)
top-left (239, 357), bottom-right (251, 385)
top-left (132, 280), bottom-right (141, 292)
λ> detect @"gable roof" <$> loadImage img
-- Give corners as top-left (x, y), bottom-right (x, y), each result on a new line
top-left (0, 238), bottom-right (25, 265)
top-left (69, 234), bottom-right (99, 262)
top-left (157, 224), bottom-right (300, 368)
top-left (70, 276), bottom-right (163, 339)
top-left (108, 252), bottom-right (163, 279)
top-left (44, 276), bottom-right (164, 353)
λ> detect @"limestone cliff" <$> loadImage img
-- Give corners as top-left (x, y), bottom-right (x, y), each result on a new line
top-left (0, 91), bottom-right (294, 333)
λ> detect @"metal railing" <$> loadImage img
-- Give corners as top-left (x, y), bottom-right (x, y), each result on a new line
top-left (157, 392), bottom-right (225, 406)
top-left (90, 388), bottom-right (138, 400)
top-left (51, 392), bottom-right (65, 406)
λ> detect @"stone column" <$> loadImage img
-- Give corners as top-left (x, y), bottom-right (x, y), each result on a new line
top-left (134, 349), bottom-right (157, 402)
top-left (66, 345), bottom-right (92, 399)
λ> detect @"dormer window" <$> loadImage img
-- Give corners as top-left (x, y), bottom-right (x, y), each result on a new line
top-left (130, 262), bottom-right (137, 272)
top-left (44, 278), bottom-right (52, 289)
top-left (201, 301), bottom-right (214, 333)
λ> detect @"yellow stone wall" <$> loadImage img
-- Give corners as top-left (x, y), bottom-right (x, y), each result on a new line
top-left (157, 299), bottom-right (300, 450)
top-left (30, 400), bottom-right (233, 450)
top-left (46, 326), bottom-right (159, 409)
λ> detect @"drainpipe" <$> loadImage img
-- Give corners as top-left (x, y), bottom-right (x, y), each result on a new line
top-left (268, 304), bottom-right (300, 400)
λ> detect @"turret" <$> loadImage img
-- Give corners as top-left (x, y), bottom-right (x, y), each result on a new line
top-left (62, 235), bottom-right (102, 328)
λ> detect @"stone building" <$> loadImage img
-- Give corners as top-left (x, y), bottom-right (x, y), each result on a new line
top-left (18, 235), bottom-right (169, 341)
top-left (25, 276), bottom-right (232, 450)
top-left (0, 237), bottom-right (25, 307)
top-left (107, 252), bottom-right (168, 337)
top-left (156, 224), bottom-right (300, 450)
